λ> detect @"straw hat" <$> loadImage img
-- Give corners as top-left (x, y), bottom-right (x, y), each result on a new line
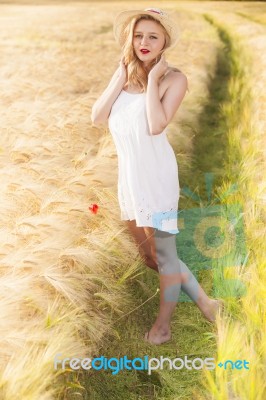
top-left (113, 7), bottom-right (179, 51)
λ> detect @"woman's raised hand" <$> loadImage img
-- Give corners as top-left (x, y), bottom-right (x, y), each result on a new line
top-left (148, 54), bottom-right (168, 82)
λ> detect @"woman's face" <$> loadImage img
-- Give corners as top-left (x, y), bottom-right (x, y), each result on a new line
top-left (133, 19), bottom-right (166, 66)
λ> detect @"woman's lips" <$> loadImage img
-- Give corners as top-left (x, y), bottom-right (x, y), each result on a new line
top-left (140, 50), bottom-right (150, 54)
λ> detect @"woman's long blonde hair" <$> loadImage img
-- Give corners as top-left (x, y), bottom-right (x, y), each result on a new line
top-left (122, 15), bottom-right (171, 93)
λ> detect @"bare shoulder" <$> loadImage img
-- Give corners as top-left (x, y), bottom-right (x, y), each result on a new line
top-left (165, 67), bottom-right (188, 92)
top-left (169, 66), bottom-right (183, 73)
top-left (168, 67), bottom-right (187, 81)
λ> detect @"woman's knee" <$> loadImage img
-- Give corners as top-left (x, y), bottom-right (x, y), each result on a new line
top-left (144, 254), bottom-right (159, 269)
top-left (125, 221), bottom-right (157, 266)
top-left (153, 230), bottom-right (180, 273)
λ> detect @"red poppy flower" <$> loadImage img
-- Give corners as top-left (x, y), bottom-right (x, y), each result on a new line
top-left (88, 203), bottom-right (99, 214)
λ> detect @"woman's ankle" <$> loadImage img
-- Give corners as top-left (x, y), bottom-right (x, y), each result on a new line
top-left (196, 295), bottom-right (213, 312)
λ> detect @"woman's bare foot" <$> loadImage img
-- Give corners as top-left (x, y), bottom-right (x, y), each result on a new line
top-left (201, 299), bottom-right (224, 323)
top-left (144, 325), bottom-right (171, 345)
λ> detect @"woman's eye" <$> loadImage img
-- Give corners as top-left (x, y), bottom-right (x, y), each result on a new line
top-left (134, 35), bottom-right (157, 39)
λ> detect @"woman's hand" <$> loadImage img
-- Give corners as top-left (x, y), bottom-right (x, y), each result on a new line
top-left (117, 56), bottom-right (127, 85)
top-left (148, 54), bottom-right (168, 82)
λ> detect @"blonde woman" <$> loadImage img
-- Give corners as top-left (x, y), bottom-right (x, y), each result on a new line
top-left (91, 7), bottom-right (224, 345)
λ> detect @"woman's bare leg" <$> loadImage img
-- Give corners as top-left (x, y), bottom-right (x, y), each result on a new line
top-left (125, 220), bottom-right (159, 271)
top-left (125, 221), bottom-right (222, 343)
top-left (143, 228), bottom-right (223, 344)
top-left (143, 228), bottom-right (182, 344)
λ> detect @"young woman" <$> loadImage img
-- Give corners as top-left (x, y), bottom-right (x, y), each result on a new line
top-left (91, 7), bottom-right (224, 345)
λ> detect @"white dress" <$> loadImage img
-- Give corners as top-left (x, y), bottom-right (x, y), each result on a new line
top-left (108, 89), bottom-right (180, 234)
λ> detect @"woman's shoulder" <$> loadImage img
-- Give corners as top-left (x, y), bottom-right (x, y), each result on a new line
top-left (164, 66), bottom-right (189, 92)
top-left (169, 66), bottom-right (183, 73)
top-left (168, 65), bottom-right (186, 76)
top-left (162, 65), bottom-right (186, 81)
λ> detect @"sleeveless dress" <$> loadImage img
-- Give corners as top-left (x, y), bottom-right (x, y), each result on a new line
top-left (108, 89), bottom-right (179, 234)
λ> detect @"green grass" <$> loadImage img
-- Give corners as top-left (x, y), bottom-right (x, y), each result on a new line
top-left (57, 266), bottom-right (217, 399)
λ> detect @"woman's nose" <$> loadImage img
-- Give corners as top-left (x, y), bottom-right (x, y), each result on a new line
top-left (140, 36), bottom-right (149, 46)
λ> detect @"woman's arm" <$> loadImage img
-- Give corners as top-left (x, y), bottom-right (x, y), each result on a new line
top-left (91, 60), bottom-right (127, 125)
top-left (146, 72), bottom-right (188, 135)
